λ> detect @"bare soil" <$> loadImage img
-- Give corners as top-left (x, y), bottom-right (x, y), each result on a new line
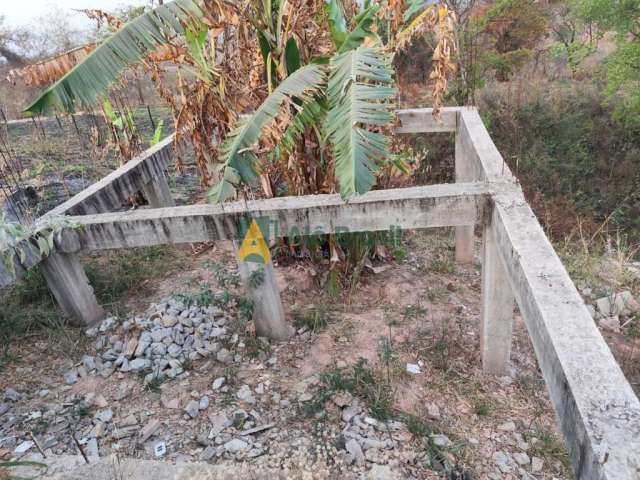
top-left (0, 229), bottom-right (575, 479)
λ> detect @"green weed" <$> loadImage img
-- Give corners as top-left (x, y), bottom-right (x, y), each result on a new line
top-left (84, 245), bottom-right (183, 310)
top-left (318, 358), bottom-right (395, 420)
top-left (293, 306), bottom-right (334, 333)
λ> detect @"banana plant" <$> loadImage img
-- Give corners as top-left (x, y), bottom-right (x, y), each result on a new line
top-left (22, 0), bottom-right (455, 202)
top-left (245, 0), bottom-right (302, 90)
top-left (210, 0), bottom-right (394, 202)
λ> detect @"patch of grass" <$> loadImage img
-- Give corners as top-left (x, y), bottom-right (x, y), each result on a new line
top-left (173, 283), bottom-right (237, 309)
top-left (237, 296), bottom-right (254, 322)
top-left (243, 334), bottom-right (270, 358)
top-left (0, 269), bottom-right (68, 355)
top-left (432, 337), bottom-right (450, 371)
top-left (515, 374), bottom-right (545, 396)
top-left (316, 358), bottom-right (395, 421)
top-left (293, 306), bottom-right (334, 333)
top-left (181, 358), bottom-right (194, 372)
top-left (400, 304), bottom-right (427, 321)
top-left (402, 413), bottom-right (437, 439)
top-left (526, 427), bottom-right (571, 473)
top-left (401, 413), bottom-right (473, 479)
top-left (430, 256), bottom-right (455, 274)
top-left (425, 286), bottom-right (448, 303)
top-left (625, 314), bottom-right (640, 339)
top-left (392, 247), bottom-right (407, 262)
top-left (222, 366), bottom-right (239, 387)
top-left (84, 245), bottom-right (184, 310)
top-left (472, 396), bottom-right (492, 417)
top-left (146, 377), bottom-right (164, 394)
top-left (209, 261), bottom-right (241, 289)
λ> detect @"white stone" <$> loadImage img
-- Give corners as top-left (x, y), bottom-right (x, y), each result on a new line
top-left (345, 438), bottom-right (364, 465)
top-left (513, 452), bottom-right (530, 466)
top-left (14, 441), bottom-right (34, 454)
top-left (406, 363), bottom-right (422, 374)
top-left (236, 385), bottom-right (255, 404)
top-left (185, 400), bottom-right (200, 419)
top-left (224, 438), bottom-right (249, 453)
top-left (431, 434), bottom-right (452, 447)
top-left (497, 421), bottom-right (516, 432)
top-left (531, 456), bottom-right (544, 472)
top-left (212, 377), bottom-right (225, 390)
top-left (599, 315), bottom-right (621, 333)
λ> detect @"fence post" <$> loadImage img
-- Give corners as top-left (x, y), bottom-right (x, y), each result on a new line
top-left (454, 117), bottom-right (475, 263)
top-left (480, 222), bottom-right (515, 375)
top-left (141, 171), bottom-right (174, 208)
top-left (40, 252), bottom-right (104, 327)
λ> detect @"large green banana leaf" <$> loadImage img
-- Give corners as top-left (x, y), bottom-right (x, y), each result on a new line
top-left (24, 0), bottom-right (203, 115)
top-left (209, 63), bottom-right (327, 202)
top-left (326, 47), bottom-right (395, 200)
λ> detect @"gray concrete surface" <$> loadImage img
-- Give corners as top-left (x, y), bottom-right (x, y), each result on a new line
top-left (458, 108), bottom-right (640, 479)
top-left (53, 182), bottom-right (490, 253)
top-left (39, 251), bottom-right (104, 326)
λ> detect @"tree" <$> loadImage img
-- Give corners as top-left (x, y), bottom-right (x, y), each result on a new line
top-left (445, 0), bottom-right (546, 104)
top-left (573, 0), bottom-right (640, 126)
top-left (479, 0), bottom-right (547, 81)
top-left (0, 15), bottom-right (27, 67)
top-left (547, 2), bottom-right (595, 77)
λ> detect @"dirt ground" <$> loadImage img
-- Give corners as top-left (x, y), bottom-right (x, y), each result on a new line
top-left (0, 229), bottom-right (576, 479)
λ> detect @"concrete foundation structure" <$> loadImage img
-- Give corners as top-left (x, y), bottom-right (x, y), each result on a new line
top-left (1, 108), bottom-right (639, 478)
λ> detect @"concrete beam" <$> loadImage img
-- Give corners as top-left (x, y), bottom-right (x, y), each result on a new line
top-left (459, 107), bottom-right (640, 478)
top-left (492, 191), bottom-right (640, 479)
top-left (44, 134), bottom-right (175, 217)
top-left (458, 108), bottom-right (515, 182)
top-left (0, 136), bottom-right (174, 288)
top-left (54, 182), bottom-right (491, 253)
top-left (395, 107), bottom-right (459, 133)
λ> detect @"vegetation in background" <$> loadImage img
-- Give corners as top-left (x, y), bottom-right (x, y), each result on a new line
top-left (571, 0), bottom-right (640, 126)
top-left (481, 81), bottom-right (640, 238)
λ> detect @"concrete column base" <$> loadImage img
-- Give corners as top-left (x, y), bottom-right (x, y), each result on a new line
top-left (455, 225), bottom-right (474, 263)
top-left (233, 241), bottom-right (292, 341)
top-left (141, 171), bottom-right (174, 208)
top-left (40, 252), bottom-right (104, 327)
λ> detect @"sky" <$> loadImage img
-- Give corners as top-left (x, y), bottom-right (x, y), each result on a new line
top-left (0, 0), bottom-right (149, 30)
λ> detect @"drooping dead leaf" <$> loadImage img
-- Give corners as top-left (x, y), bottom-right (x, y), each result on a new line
top-left (394, 4), bottom-right (458, 118)
top-left (7, 44), bottom-right (97, 86)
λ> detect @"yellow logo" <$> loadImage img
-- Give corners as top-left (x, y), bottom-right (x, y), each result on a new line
top-left (237, 219), bottom-right (270, 264)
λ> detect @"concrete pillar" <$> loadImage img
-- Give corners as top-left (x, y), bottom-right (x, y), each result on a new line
top-left (141, 171), bottom-right (174, 208)
top-left (480, 223), bottom-right (515, 375)
top-left (232, 241), bottom-right (292, 341)
top-left (40, 252), bottom-right (104, 327)
top-left (454, 127), bottom-right (475, 263)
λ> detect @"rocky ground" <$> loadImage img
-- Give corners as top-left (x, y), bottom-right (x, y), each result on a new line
top-left (0, 231), bottom-right (638, 479)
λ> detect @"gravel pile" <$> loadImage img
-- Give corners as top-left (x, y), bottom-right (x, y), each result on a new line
top-left (75, 297), bottom-right (240, 385)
